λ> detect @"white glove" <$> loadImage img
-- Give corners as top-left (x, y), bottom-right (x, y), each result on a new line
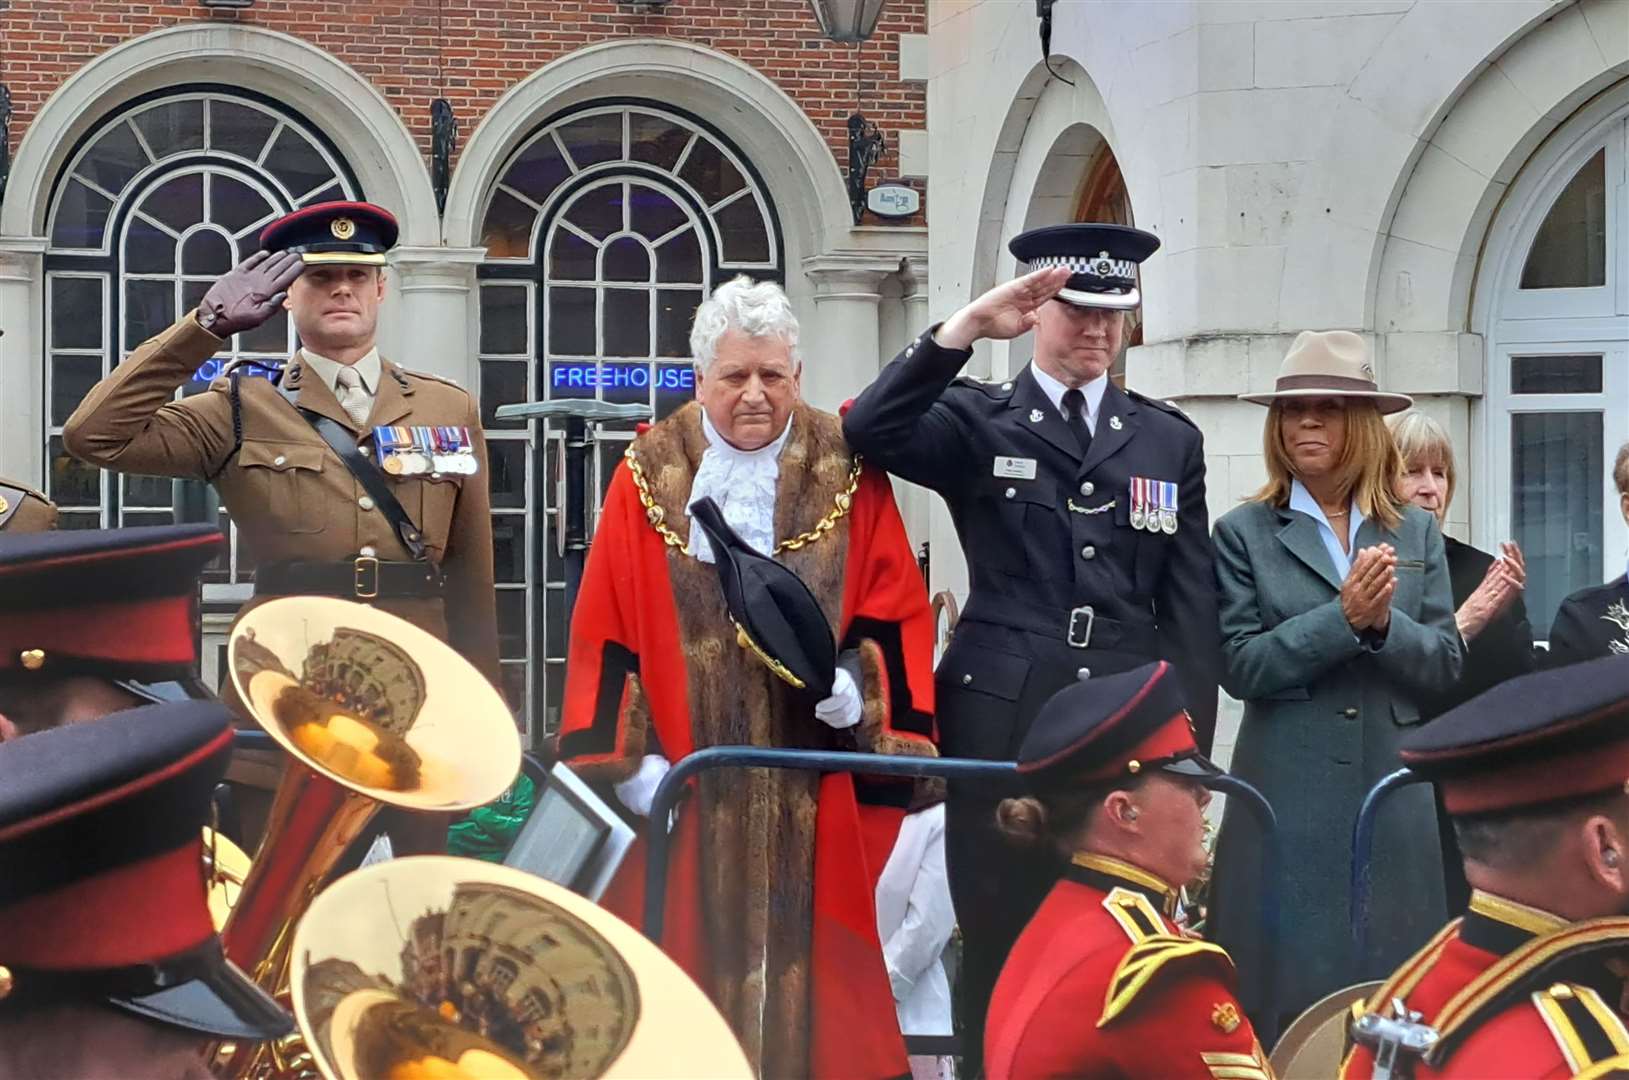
top-left (612, 754), bottom-right (671, 817)
top-left (815, 667), bottom-right (863, 730)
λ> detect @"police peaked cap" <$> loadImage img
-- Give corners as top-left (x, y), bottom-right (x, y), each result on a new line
top-left (1009, 223), bottom-right (1160, 310)
top-left (687, 496), bottom-right (836, 698)
top-left (1017, 661), bottom-right (1219, 788)
top-left (0, 702), bottom-right (293, 1039)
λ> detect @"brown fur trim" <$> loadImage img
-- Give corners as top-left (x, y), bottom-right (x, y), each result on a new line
top-left (562, 671), bottom-right (651, 785)
top-left (635, 400), bottom-right (862, 1079)
top-left (854, 638), bottom-right (937, 760)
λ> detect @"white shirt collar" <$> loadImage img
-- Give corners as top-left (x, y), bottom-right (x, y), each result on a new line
top-left (300, 346), bottom-right (381, 397)
top-left (1030, 363), bottom-right (1109, 433)
top-left (1289, 478), bottom-right (1366, 580)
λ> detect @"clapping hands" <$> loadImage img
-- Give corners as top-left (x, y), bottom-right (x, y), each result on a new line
top-left (1341, 544), bottom-right (1397, 633)
top-left (1457, 542), bottom-right (1526, 641)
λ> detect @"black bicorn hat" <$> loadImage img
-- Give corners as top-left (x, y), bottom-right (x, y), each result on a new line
top-left (687, 496), bottom-right (836, 698)
top-left (1401, 654), bottom-right (1629, 816)
top-left (0, 701), bottom-right (293, 1039)
top-left (1008, 223), bottom-right (1161, 310)
top-left (260, 200), bottom-right (399, 266)
top-left (1016, 661), bottom-right (1220, 788)
top-left (0, 524), bottom-right (223, 701)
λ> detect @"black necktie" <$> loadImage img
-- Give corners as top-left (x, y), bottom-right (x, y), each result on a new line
top-left (1062, 387), bottom-right (1092, 456)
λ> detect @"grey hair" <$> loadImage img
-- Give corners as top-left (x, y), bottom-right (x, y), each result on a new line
top-left (1387, 409), bottom-right (1457, 510)
top-left (689, 275), bottom-right (801, 374)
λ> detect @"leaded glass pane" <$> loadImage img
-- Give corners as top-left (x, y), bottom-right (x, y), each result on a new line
top-left (239, 307), bottom-right (290, 354)
top-left (48, 436), bottom-right (99, 507)
top-left (502, 138), bottom-right (572, 206)
top-left (492, 515), bottom-right (526, 584)
top-left (602, 237), bottom-right (651, 282)
top-left (124, 279), bottom-right (174, 350)
top-left (481, 189), bottom-right (538, 260)
top-left (52, 355), bottom-right (102, 427)
top-left (631, 187), bottom-right (688, 242)
top-left (1512, 411), bottom-right (1604, 634)
top-left (716, 193), bottom-right (771, 263)
top-left (133, 99), bottom-right (205, 159)
top-left (548, 229), bottom-right (597, 281)
top-left (123, 472), bottom-right (173, 508)
top-left (1511, 355), bottom-right (1604, 395)
top-left (564, 185), bottom-right (624, 241)
top-left (559, 113), bottom-right (623, 169)
top-left (1521, 150), bottom-right (1607, 290)
top-left (78, 122), bottom-right (149, 195)
top-left (182, 230), bottom-right (234, 275)
top-left (212, 174), bottom-right (277, 236)
top-left (125, 216), bottom-right (178, 273)
top-left (480, 360), bottom-right (528, 429)
top-left (142, 172), bottom-right (204, 232)
top-left (209, 100), bottom-right (280, 162)
top-left (548, 287), bottom-right (595, 356)
top-left (602, 289), bottom-right (650, 357)
top-left (657, 289), bottom-right (703, 357)
top-left (51, 277), bottom-right (103, 350)
top-left (481, 285), bottom-right (530, 355)
top-left (264, 125), bottom-right (335, 199)
top-left (52, 178), bottom-right (113, 249)
top-left (629, 114), bottom-right (690, 171)
top-left (678, 139), bottom-right (744, 206)
top-left (487, 440), bottom-right (528, 509)
top-left (656, 229), bottom-right (704, 283)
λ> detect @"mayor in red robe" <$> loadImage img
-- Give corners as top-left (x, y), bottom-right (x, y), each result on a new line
top-left (556, 276), bottom-right (939, 1080)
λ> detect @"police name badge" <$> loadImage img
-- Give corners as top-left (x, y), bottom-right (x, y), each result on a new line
top-left (992, 456), bottom-right (1038, 480)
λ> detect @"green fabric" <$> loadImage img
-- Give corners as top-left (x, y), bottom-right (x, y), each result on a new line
top-left (446, 773), bottom-right (537, 862)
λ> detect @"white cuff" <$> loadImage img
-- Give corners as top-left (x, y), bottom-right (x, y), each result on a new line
top-left (612, 754), bottom-right (671, 817)
top-left (815, 667), bottom-right (864, 730)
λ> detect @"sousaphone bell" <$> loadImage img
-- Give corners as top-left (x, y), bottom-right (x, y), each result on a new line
top-left (216, 597), bottom-right (522, 1077)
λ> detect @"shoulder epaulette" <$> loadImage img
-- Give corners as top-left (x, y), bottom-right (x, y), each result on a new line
top-left (1126, 387), bottom-right (1200, 430)
top-left (1531, 984), bottom-right (1629, 1073)
top-left (396, 365), bottom-right (465, 390)
top-left (1428, 916), bottom-right (1629, 1067)
top-left (1098, 932), bottom-right (1234, 1027)
top-left (1361, 918), bottom-right (1462, 1015)
top-left (951, 373), bottom-right (1014, 399)
top-left (1101, 885), bottom-right (1169, 943)
top-left (1574, 1051), bottom-right (1629, 1078)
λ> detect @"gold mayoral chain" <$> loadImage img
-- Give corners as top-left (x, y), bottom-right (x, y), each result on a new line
top-left (624, 444), bottom-right (862, 556)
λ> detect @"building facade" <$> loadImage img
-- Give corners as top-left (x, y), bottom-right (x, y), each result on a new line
top-left (916, 0), bottom-right (1628, 755)
top-left (0, 0), bottom-right (933, 742)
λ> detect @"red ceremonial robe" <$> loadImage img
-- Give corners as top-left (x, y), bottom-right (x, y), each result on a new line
top-left (556, 401), bottom-right (938, 1080)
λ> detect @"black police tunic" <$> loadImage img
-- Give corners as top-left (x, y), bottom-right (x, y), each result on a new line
top-left (844, 325), bottom-right (1221, 756)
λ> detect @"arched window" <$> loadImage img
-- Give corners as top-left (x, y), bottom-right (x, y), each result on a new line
top-left (475, 100), bottom-right (783, 735)
top-left (44, 88), bottom-right (360, 593)
top-left (1482, 101), bottom-right (1627, 637)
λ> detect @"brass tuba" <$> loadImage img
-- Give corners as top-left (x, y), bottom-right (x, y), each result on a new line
top-left (1268, 980), bottom-right (1383, 1078)
top-left (215, 597), bottom-right (523, 1077)
top-left (288, 856), bottom-right (753, 1080)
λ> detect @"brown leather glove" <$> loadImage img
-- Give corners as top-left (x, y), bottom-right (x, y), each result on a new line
top-left (196, 250), bottom-right (305, 337)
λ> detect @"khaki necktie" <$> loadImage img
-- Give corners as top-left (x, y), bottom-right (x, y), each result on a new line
top-left (333, 364), bottom-right (373, 428)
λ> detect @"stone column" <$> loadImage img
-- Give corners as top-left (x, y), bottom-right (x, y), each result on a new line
top-left (800, 253), bottom-right (894, 412)
top-left (900, 255), bottom-right (931, 338)
top-left (0, 238), bottom-right (48, 480)
top-left (387, 246), bottom-right (488, 386)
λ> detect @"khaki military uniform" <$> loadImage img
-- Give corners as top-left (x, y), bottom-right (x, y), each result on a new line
top-left (0, 477), bottom-right (58, 532)
top-left (62, 312), bottom-right (499, 686)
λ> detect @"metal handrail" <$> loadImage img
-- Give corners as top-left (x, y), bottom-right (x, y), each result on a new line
top-left (642, 744), bottom-right (1283, 1046)
top-left (1349, 767), bottom-right (1427, 970)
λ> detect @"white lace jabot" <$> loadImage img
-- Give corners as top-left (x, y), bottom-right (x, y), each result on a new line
top-left (685, 410), bottom-right (794, 564)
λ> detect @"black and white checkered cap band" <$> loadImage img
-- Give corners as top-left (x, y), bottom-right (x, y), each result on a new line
top-left (1024, 253), bottom-right (1137, 280)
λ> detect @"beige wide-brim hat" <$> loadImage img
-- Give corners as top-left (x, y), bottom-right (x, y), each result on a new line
top-left (1239, 330), bottom-right (1413, 414)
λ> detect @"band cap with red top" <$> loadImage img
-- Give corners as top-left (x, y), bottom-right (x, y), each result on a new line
top-left (1015, 660), bottom-right (1220, 787)
top-left (260, 200), bottom-right (398, 266)
top-left (0, 524), bottom-right (221, 681)
top-left (0, 701), bottom-right (291, 1038)
top-left (1400, 654), bottom-right (1629, 816)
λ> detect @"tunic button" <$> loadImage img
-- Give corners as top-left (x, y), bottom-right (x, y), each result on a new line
top-left (1004, 487), bottom-right (1016, 499)
top-left (358, 496), bottom-right (376, 511)
top-left (359, 545), bottom-right (377, 557)
top-left (1081, 545), bottom-right (1096, 560)
top-left (1076, 667), bottom-right (1091, 681)
top-left (1342, 707), bottom-right (1358, 719)
top-left (273, 454), bottom-right (287, 467)
top-left (962, 673), bottom-right (973, 685)
top-left (1079, 481), bottom-right (1094, 496)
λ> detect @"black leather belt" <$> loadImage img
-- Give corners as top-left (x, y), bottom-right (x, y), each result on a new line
top-left (255, 557), bottom-right (443, 601)
top-left (958, 593), bottom-right (1161, 654)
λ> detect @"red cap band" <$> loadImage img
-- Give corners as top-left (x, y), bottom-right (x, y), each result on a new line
top-left (1437, 740), bottom-right (1629, 815)
top-left (0, 594), bottom-right (197, 672)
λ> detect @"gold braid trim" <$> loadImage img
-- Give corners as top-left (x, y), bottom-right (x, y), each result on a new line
top-left (625, 444), bottom-right (862, 556)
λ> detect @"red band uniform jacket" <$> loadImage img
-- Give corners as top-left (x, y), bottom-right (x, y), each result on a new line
top-left (555, 401), bottom-right (938, 1080)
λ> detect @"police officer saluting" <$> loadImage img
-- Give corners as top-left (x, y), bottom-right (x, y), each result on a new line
top-left (843, 223), bottom-right (1221, 1066)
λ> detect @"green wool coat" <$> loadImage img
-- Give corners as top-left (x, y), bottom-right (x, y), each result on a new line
top-left (1206, 499), bottom-right (1463, 1025)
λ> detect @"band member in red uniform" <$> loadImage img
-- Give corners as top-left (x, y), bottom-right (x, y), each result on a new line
top-left (555, 276), bottom-right (937, 1080)
top-left (1344, 655), bottom-right (1629, 1078)
top-left (984, 661), bottom-right (1269, 1080)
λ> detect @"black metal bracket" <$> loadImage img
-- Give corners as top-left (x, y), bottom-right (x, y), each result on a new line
top-left (431, 98), bottom-right (456, 219)
top-left (846, 113), bottom-right (886, 226)
top-left (0, 85), bottom-right (12, 208)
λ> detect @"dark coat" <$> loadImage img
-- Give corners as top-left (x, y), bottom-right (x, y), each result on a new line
top-left (1547, 575), bottom-right (1629, 667)
top-left (1416, 536), bottom-right (1537, 718)
top-left (1207, 499), bottom-right (1463, 1023)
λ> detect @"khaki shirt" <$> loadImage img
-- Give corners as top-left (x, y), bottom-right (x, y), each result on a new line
top-left (0, 477), bottom-right (57, 532)
top-left (62, 313), bottom-right (500, 686)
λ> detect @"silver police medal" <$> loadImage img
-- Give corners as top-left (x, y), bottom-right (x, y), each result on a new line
top-left (1160, 481), bottom-right (1179, 535)
top-left (1129, 477), bottom-right (1147, 530)
top-left (1148, 481), bottom-right (1167, 534)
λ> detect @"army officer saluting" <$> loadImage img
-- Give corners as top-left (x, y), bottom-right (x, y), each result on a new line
top-left (63, 201), bottom-right (498, 686)
top-left (843, 223), bottom-right (1221, 1066)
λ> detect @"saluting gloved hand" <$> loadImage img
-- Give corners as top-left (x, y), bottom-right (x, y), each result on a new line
top-left (612, 754), bottom-right (672, 818)
top-left (196, 250), bottom-right (305, 337)
top-left (815, 666), bottom-right (863, 730)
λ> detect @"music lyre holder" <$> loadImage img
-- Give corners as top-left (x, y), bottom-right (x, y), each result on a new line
top-left (1350, 767), bottom-right (1428, 971)
top-left (640, 745), bottom-right (1284, 1048)
top-left (494, 400), bottom-right (651, 619)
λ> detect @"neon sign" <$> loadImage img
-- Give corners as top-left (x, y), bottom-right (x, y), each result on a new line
top-left (191, 358), bottom-right (280, 383)
top-left (551, 363), bottom-right (694, 393)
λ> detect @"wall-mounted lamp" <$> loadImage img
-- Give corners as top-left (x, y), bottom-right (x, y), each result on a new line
top-left (846, 113), bottom-right (886, 226)
top-left (808, 0), bottom-right (888, 44)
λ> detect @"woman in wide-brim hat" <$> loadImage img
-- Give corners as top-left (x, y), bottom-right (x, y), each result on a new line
top-left (1204, 330), bottom-right (1464, 1027)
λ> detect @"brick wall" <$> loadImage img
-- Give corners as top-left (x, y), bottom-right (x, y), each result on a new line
top-left (2, 0), bottom-right (926, 213)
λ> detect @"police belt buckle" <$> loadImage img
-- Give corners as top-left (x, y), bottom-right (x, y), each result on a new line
top-left (1067, 605), bottom-right (1095, 649)
top-left (353, 555), bottom-right (380, 600)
